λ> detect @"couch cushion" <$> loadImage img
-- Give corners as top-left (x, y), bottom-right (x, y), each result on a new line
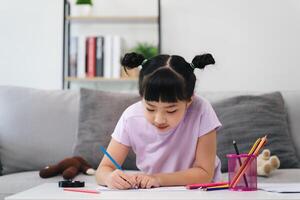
top-left (73, 88), bottom-right (140, 170)
top-left (0, 171), bottom-right (97, 197)
top-left (0, 160), bottom-right (2, 176)
top-left (210, 92), bottom-right (300, 172)
top-left (0, 86), bottom-right (79, 175)
top-left (199, 90), bottom-right (300, 159)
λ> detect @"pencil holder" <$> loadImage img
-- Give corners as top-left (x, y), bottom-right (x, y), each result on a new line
top-left (227, 154), bottom-right (257, 191)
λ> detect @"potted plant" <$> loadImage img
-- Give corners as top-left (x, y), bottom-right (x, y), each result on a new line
top-left (72, 0), bottom-right (93, 16)
top-left (132, 42), bottom-right (158, 59)
top-left (76, 0), bottom-right (92, 5)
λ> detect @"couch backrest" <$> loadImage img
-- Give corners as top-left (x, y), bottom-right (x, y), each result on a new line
top-left (1, 87), bottom-right (299, 175)
top-left (0, 86), bottom-right (80, 175)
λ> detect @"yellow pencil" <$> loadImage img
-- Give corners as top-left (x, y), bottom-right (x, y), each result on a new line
top-left (248, 138), bottom-right (261, 155)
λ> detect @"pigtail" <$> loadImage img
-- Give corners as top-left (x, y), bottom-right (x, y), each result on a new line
top-left (191, 53), bottom-right (215, 70)
top-left (121, 52), bottom-right (145, 70)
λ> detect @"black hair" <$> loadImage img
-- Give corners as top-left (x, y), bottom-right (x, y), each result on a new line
top-left (121, 52), bottom-right (215, 102)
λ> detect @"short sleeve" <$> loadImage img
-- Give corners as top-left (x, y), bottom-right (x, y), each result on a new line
top-left (111, 112), bottom-right (131, 147)
top-left (198, 99), bottom-right (222, 137)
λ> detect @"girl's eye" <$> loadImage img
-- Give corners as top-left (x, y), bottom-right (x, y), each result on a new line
top-left (146, 108), bottom-right (155, 112)
top-left (167, 110), bottom-right (177, 114)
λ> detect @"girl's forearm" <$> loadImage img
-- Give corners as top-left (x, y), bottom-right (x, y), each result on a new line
top-left (153, 167), bottom-right (214, 186)
top-left (95, 166), bottom-right (114, 186)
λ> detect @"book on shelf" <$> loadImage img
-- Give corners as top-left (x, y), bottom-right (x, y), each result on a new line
top-left (86, 36), bottom-right (96, 77)
top-left (96, 36), bottom-right (104, 77)
top-left (69, 37), bottom-right (78, 77)
top-left (68, 34), bottom-right (129, 80)
top-left (103, 35), bottom-right (112, 78)
top-left (112, 35), bottom-right (121, 78)
top-left (77, 36), bottom-right (86, 78)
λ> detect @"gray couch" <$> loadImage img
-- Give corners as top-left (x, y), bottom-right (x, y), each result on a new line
top-left (0, 86), bottom-right (299, 199)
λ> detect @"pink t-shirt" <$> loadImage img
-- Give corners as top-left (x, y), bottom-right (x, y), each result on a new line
top-left (112, 95), bottom-right (222, 182)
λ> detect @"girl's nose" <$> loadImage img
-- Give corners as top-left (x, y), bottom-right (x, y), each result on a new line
top-left (154, 113), bottom-right (167, 124)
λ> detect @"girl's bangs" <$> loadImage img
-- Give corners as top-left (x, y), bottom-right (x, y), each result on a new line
top-left (141, 69), bottom-right (186, 102)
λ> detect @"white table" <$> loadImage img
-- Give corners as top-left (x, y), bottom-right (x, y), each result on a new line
top-left (5, 183), bottom-right (300, 200)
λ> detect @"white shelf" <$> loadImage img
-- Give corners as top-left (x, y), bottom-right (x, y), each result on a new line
top-left (66, 16), bottom-right (158, 23)
top-left (66, 77), bottom-right (138, 82)
top-left (63, 1), bottom-right (160, 90)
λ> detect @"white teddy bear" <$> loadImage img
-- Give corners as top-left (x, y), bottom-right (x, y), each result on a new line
top-left (257, 149), bottom-right (280, 177)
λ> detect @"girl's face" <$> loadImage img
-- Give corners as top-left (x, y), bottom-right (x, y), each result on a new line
top-left (142, 98), bottom-right (192, 133)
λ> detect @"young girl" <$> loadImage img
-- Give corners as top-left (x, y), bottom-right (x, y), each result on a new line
top-left (96, 52), bottom-right (222, 189)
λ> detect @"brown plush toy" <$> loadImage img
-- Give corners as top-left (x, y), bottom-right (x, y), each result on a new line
top-left (39, 156), bottom-right (95, 180)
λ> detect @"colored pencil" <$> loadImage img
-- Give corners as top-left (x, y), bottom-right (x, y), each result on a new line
top-left (100, 146), bottom-right (136, 188)
top-left (248, 138), bottom-right (261, 155)
top-left (207, 184), bottom-right (229, 189)
top-left (230, 138), bottom-right (260, 187)
top-left (205, 185), bottom-right (229, 191)
top-left (233, 140), bottom-right (248, 187)
top-left (186, 182), bottom-right (228, 189)
top-left (230, 135), bottom-right (267, 188)
top-left (63, 188), bottom-right (100, 194)
top-left (100, 146), bottom-right (122, 170)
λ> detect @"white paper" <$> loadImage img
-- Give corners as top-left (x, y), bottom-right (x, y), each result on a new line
top-left (96, 186), bottom-right (188, 192)
top-left (258, 183), bottom-right (300, 193)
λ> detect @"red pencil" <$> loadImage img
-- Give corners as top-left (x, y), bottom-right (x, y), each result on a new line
top-left (186, 182), bottom-right (229, 189)
top-left (63, 188), bottom-right (100, 194)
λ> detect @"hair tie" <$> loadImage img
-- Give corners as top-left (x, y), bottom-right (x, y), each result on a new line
top-left (190, 62), bottom-right (196, 69)
top-left (141, 59), bottom-right (148, 66)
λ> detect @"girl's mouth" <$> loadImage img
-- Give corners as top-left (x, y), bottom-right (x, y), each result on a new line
top-left (156, 125), bottom-right (169, 130)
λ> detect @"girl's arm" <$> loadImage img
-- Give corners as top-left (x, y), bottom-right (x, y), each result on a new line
top-left (153, 130), bottom-right (217, 186)
top-left (96, 138), bottom-right (135, 188)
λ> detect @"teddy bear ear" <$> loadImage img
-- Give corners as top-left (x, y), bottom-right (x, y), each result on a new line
top-left (262, 149), bottom-right (270, 158)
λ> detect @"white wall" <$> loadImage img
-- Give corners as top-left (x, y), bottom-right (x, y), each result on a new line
top-left (0, 0), bottom-right (64, 89)
top-left (161, 0), bottom-right (300, 92)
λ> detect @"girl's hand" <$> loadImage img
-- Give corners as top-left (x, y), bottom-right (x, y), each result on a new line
top-left (105, 169), bottom-right (137, 190)
top-left (135, 174), bottom-right (160, 189)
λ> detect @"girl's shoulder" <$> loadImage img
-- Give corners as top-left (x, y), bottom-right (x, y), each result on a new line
top-left (191, 95), bottom-right (213, 111)
top-left (122, 100), bottom-right (144, 119)
top-left (186, 95), bottom-right (216, 120)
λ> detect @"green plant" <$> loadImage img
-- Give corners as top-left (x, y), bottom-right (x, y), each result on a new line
top-left (76, 0), bottom-right (93, 5)
top-left (131, 42), bottom-right (158, 59)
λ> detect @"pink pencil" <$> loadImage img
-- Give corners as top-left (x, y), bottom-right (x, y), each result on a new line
top-left (63, 188), bottom-right (100, 194)
top-left (186, 182), bottom-right (229, 189)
